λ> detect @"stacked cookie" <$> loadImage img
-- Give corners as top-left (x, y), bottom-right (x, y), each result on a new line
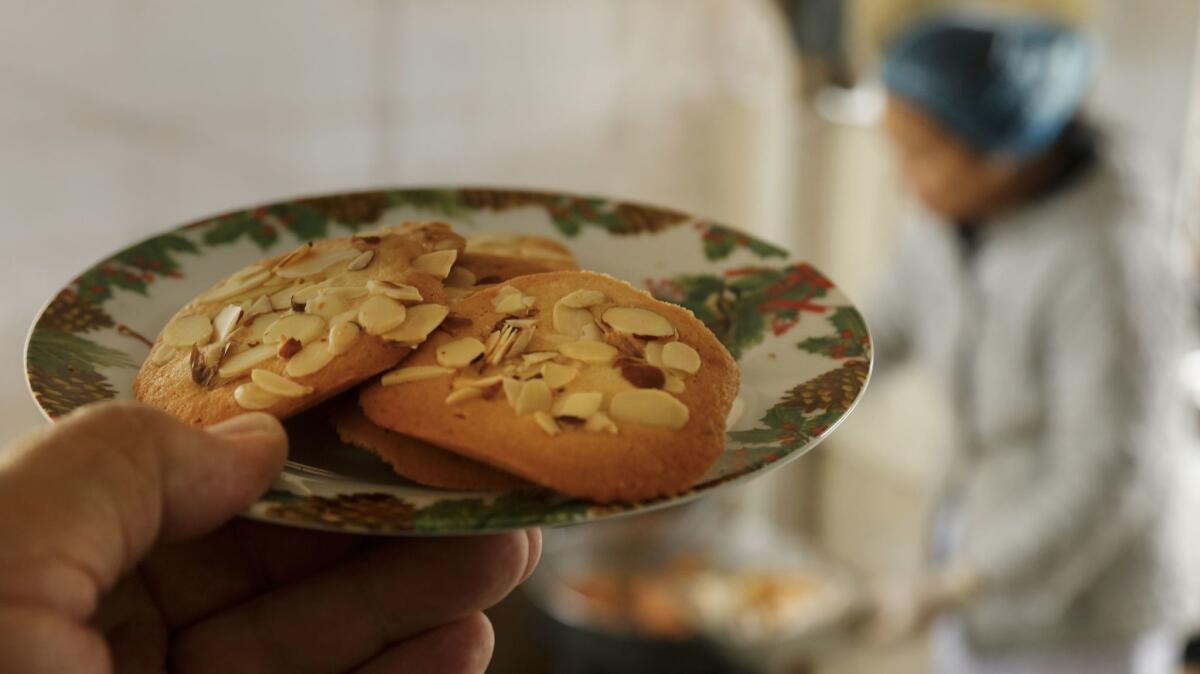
top-left (136, 224), bottom-right (739, 502)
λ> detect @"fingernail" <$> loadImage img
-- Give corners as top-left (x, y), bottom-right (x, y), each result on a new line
top-left (208, 413), bottom-right (283, 439)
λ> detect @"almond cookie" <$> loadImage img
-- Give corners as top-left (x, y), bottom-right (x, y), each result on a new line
top-left (332, 400), bottom-right (530, 491)
top-left (358, 270), bottom-right (739, 502)
top-left (464, 233), bottom-right (577, 271)
top-left (134, 222), bottom-right (462, 425)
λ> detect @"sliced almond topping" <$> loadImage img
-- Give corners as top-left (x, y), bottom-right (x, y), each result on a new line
top-left (493, 293), bottom-right (528, 316)
top-left (505, 318), bottom-right (538, 329)
top-left (610, 389), bottom-right (690, 429)
top-left (432, 238), bottom-right (460, 251)
top-left (664, 373), bottom-right (686, 394)
top-left (620, 362), bottom-right (666, 389)
top-left (559, 289), bottom-right (607, 309)
top-left (522, 352), bottom-right (558, 366)
top-left (502, 378), bottom-right (523, 409)
top-left (321, 286), bottom-right (369, 300)
top-left (263, 313), bottom-right (326, 345)
top-left (533, 411), bottom-right (561, 436)
top-left (522, 296), bottom-right (536, 308)
top-left (306, 292), bottom-right (349, 320)
top-left (381, 365), bottom-right (455, 386)
top-left (366, 280), bottom-right (423, 303)
top-left (328, 321), bottom-right (361, 355)
top-left (445, 387), bottom-right (483, 405)
top-left (541, 362), bottom-right (579, 389)
top-left (579, 323), bottom-right (604, 342)
top-left (190, 346), bottom-right (218, 388)
top-left (234, 382), bottom-right (281, 410)
top-left (446, 287), bottom-right (475, 303)
top-left (412, 250), bottom-right (458, 279)
top-left (662, 341), bottom-right (701, 374)
top-left (163, 314), bottom-right (214, 348)
top-left (487, 325), bottom-right (519, 365)
top-left (329, 309), bottom-right (358, 327)
top-left (278, 337), bottom-right (303, 359)
top-left (584, 412), bottom-right (619, 434)
top-left (514, 379), bottom-right (553, 415)
top-left (198, 268), bottom-right (272, 303)
top-left (553, 302), bottom-right (596, 336)
top-left (528, 332), bottom-right (576, 351)
top-left (275, 247), bottom-right (361, 279)
top-left (252, 368), bottom-right (314, 397)
top-left (150, 344), bottom-right (176, 366)
top-left (452, 375), bottom-right (505, 389)
top-left (437, 337), bottom-right (486, 368)
top-left (483, 329), bottom-right (502, 355)
top-left (446, 266), bottom-right (477, 288)
top-left (644, 340), bottom-right (665, 368)
top-left (231, 264), bottom-right (269, 282)
top-left (496, 285), bottom-right (521, 298)
top-left (346, 249), bottom-right (375, 271)
top-left (247, 295), bottom-right (274, 318)
top-left (290, 284), bottom-right (325, 305)
top-left (284, 341), bottom-right (335, 377)
top-left (218, 343), bottom-right (277, 378)
top-left (508, 327), bottom-right (535, 358)
top-left (558, 340), bottom-right (618, 365)
top-left (358, 295), bottom-right (407, 335)
top-left (238, 311), bottom-right (285, 344)
top-left (553, 392), bottom-right (602, 420)
top-left (273, 244), bottom-right (312, 270)
top-left (383, 304), bottom-right (449, 345)
top-left (602, 307), bottom-right (675, 338)
top-left (270, 284), bottom-right (303, 311)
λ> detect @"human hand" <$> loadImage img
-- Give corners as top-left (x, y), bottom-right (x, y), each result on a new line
top-left (0, 402), bottom-right (540, 673)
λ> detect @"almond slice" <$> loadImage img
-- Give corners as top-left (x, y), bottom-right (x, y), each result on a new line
top-left (602, 307), bottom-right (675, 338)
top-left (445, 387), bottom-right (483, 405)
top-left (358, 295), bottom-right (408, 335)
top-left (251, 368), bottom-right (314, 398)
top-left (237, 311), bottom-right (285, 344)
top-left (553, 302), bottom-right (596, 336)
top-left (541, 362), bottom-right (578, 389)
top-left (662, 341), bottom-right (701, 374)
top-left (528, 332), bottom-right (576, 351)
top-left (559, 289), bottom-right (607, 309)
top-left (218, 343), bottom-right (277, 378)
top-left (346, 249), bottom-right (375, 271)
top-left (290, 284), bottom-right (325, 305)
top-left (508, 327), bottom-right (535, 358)
top-left (522, 352), bottom-right (559, 366)
top-left (269, 284), bottom-right (305, 311)
top-left (412, 250), bottom-right (458, 279)
top-left (234, 382), bottom-right (281, 410)
top-left (579, 323), bottom-right (604, 342)
top-left (329, 309), bottom-right (358, 327)
top-left (163, 314), bottom-right (214, 348)
top-left (213, 304), bottom-right (245, 343)
top-left (437, 337), bottom-right (486, 368)
top-left (514, 379), bottom-right (553, 415)
top-left (432, 238), bottom-right (460, 251)
top-left (263, 313), bottom-right (326, 345)
top-left (149, 344), bottom-right (176, 366)
top-left (452, 375), bottom-right (505, 389)
top-left (664, 373), bottom-right (686, 394)
top-left (383, 304), bottom-right (449, 344)
top-left (553, 392), bottom-right (602, 420)
top-left (495, 285), bottom-right (521, 298)
top-left (275, 247), bottom-right (361, 279)
top-left (306, 292), bottom-right (350, 320)
top-left (381, 365), bottom-right (455, 386)
top-left (446, 287), bottom-right (475, 303)
top-left (367, 280), bottom-right (424, 303)
top-left (644, 341), bottom-right (665, 368)
top-left (494, 293), bottom-right (528, 316)
top-left (533, 411), bottom-right (561, 436)
top-left (584, 412), bottom-right (619, 434)
top-left (558, 341), bottom-right (618, 365)
top-left (321, 286), bottom-right (369, 300)
top-left (328, 321), bottom-right (361, 355)
top-left (198, 268), bottom-right (272, 303)
top-left (502, 378), bottom-right (523, 409)
top-left (446, 266), bottom-right (477, 288)
top-left (505, 318), bottom-right (538, 329)
top-left (610, 389), bottom-right (690, 429)
top-left (284, 341), bottom-right (335, 377)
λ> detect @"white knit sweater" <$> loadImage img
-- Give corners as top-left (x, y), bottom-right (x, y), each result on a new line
top-left (869, 158), bottom-right (1196, 651)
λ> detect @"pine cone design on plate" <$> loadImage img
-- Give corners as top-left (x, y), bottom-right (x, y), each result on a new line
top-left (610, 203), bottom-right (690, 234)
top-left (299, 193), bottom-right (390, 226)
top-left (41, 289), bottom-right (114, 334)
top-left (783, 360), bottom-right (868, 413)
top-left (28, 365), bottom-right (117, 418)
top-left (458, 190), bottom-right (556, 211)
top-left (266, 493), bottom-right (417, 532)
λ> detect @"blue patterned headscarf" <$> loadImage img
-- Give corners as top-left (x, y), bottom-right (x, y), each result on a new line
top-left (882, 15), bottom-right (1095, 157)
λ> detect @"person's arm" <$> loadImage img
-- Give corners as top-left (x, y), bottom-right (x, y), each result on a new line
top-left (954, 250), bottom-right (1162, 618)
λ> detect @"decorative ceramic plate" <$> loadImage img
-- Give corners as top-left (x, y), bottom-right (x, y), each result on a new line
top-left (25, 188), bottom-right (871, 535)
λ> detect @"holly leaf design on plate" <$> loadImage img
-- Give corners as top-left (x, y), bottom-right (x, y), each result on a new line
top-left (698, 222), bottom-right (788, 261)
top-left (797, 306), bottom-right (870, 359)
top-left (646, 263), bottom-right (834, 359)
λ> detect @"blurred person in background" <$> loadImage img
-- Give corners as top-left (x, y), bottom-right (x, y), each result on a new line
top-left (866, 14), bottom-right (1194, 674)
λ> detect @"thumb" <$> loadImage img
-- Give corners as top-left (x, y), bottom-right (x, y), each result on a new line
top-left (0, 401), bottom-right (287, 620)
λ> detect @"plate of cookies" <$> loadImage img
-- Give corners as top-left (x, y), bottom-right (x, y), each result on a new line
top-left (25, 188), bottom-right (872, 534)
